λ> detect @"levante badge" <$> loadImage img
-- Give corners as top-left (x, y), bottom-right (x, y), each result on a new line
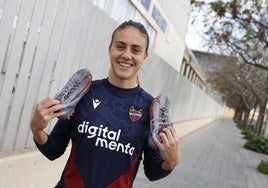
top-left (129, 106), bottom-right (143, 122)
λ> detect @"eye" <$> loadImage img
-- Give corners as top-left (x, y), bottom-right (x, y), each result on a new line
top-left (114, 42), bottom-right (126, 51)
top-left (132, 47), bottom-right (142, 54)
top-left (116, 44), bottom-right (124, 50)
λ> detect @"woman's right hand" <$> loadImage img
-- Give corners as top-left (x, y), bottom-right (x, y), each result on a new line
top-left (30, 97), bottom-right (66, 144)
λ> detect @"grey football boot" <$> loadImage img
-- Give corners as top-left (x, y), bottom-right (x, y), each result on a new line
top-left (54, 68), bottom-right (92, 119)
top-left (148, 95), bottom-right (173, 150)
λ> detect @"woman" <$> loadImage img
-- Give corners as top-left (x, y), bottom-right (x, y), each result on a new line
top-left (31, 20), bottom-right (180, 188)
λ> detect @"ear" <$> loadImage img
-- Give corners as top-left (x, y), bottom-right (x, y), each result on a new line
top-left (144, 52), bottom-right (148, 60)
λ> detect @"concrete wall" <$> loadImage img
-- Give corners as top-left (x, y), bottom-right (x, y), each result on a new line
top-left (0, 149), bottom-right (69, 188)
top-left (141, 52), bottom-right (223, 123)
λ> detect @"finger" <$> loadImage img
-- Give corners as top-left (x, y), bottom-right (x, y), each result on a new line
top-left (158, 132), bottom-right (170, 147)
top-left (47, 104), bottom-right (67, 114)
top-left (43, 98), bottom-right (61, 109)
top-left (167, 127), bottom-right (179, 143)
top-left (160, 129), bottom-right (179, 149)
top-left (51, 110), bottom-right (66, 119)
top-left (66, 110), bottom-right (75, 120)
top-left (39, 97), bottom-right (59, 107)
top-left (160, 128), bottom-right (174, 142)
top-left (70, 110), bottom-right (75, 116)
top-left (170, 127), bottom-right (177, 136)
top-left (39, 97), bottom-right (51, 105)
top-left (152, 133), bottom-right (162, 149)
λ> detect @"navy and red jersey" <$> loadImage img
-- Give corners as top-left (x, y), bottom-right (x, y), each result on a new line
top-left (35, 78), bottom-right (172, 188)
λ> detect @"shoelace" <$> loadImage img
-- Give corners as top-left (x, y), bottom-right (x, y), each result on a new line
top-left (148, 95), bottom-right (172, 149)
top-left (60, 79), bottom-right (80, 102)
top-left (54, 68), bottom-right (92, 119)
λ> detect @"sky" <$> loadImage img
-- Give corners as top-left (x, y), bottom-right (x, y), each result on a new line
top-left (185, 25), bottom-right (205, 51)
top-left (185, 1), bottom-right (211, 52)
top-left (185, 8), bottom-right (208, 51)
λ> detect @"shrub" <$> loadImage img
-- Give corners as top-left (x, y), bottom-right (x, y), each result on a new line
top-left (235, 120), bottom-right (245, 130)
top-left (257, 160), bottom-right (268, 175)
top-left (244, 136), bottom-right (268, 154)
top-left (241, 128), bottom-right (255, 140)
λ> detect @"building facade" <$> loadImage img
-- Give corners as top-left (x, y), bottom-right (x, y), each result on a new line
top-left (89, 0), bottom-right (191, 71)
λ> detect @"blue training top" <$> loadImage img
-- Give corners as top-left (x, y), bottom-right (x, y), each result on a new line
top-left (35, 78), bottom-right (172, 188)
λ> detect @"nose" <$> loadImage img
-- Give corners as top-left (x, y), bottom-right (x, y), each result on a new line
top-left (121, 48), bottom-right (131, 60)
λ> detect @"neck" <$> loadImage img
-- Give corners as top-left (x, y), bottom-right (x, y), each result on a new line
top-left (108, 76), bottom-right (138, 89)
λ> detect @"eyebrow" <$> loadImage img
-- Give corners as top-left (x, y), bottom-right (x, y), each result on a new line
top-left (114, 41), bottom-right (144, 50)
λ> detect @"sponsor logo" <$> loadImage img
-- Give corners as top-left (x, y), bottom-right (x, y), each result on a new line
top-left (78, 121), bottom-right (135, 155)
top-left (92, 98), bottom-right (101, 109)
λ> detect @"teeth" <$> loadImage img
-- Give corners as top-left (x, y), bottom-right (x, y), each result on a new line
top-left (119, 62), bottom-right (131, 68)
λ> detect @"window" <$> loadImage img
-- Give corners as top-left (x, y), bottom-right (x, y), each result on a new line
top-left (141, 0), bottom-right (151, 11)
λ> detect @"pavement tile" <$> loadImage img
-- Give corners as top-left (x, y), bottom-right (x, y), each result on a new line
top-left (133, 118), bottom-right (268, 188)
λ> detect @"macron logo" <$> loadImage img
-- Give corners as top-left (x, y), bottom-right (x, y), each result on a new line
top-left (93, 98), bottom-right (102, 109)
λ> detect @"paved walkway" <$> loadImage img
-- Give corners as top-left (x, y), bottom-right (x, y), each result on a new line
top-left (133, 118), bottom-right (268, 188)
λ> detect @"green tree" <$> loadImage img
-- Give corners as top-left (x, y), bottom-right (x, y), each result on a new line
top-left (190, 0), bottom-right (268, 135)
top-left (191, 0), bottom-right (268, 70)
top-left (207, 58), bottom-right (266, 128)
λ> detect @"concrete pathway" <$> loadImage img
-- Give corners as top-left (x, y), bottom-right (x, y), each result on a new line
top-left (133, 118), bottom-right (268, 188)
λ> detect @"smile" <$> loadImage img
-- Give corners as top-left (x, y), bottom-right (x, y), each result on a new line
top-left (119, 62), bottom-right (133, 68)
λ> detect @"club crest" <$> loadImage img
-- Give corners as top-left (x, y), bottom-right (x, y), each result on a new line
top-left (129, 106), bottom-right (143, 122)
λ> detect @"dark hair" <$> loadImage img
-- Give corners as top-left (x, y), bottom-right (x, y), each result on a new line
top-left (110, 20), bottom-right (150, 53)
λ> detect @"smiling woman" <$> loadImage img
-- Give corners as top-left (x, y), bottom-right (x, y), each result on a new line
top-left (30, 20), bottom-right (180, 188)
top-left (108, 21), bottom-right (149, 88)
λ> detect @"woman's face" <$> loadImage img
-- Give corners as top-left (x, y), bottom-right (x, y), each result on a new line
top-left (108, 26), bottom-right (148, 86)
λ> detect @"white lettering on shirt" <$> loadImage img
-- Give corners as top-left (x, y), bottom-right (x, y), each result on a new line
top-left (78, 121), bottom-right (135, 155)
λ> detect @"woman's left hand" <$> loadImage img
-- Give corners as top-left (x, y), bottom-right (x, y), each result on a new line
top-left (152, 127), bottom-right (180, 170)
